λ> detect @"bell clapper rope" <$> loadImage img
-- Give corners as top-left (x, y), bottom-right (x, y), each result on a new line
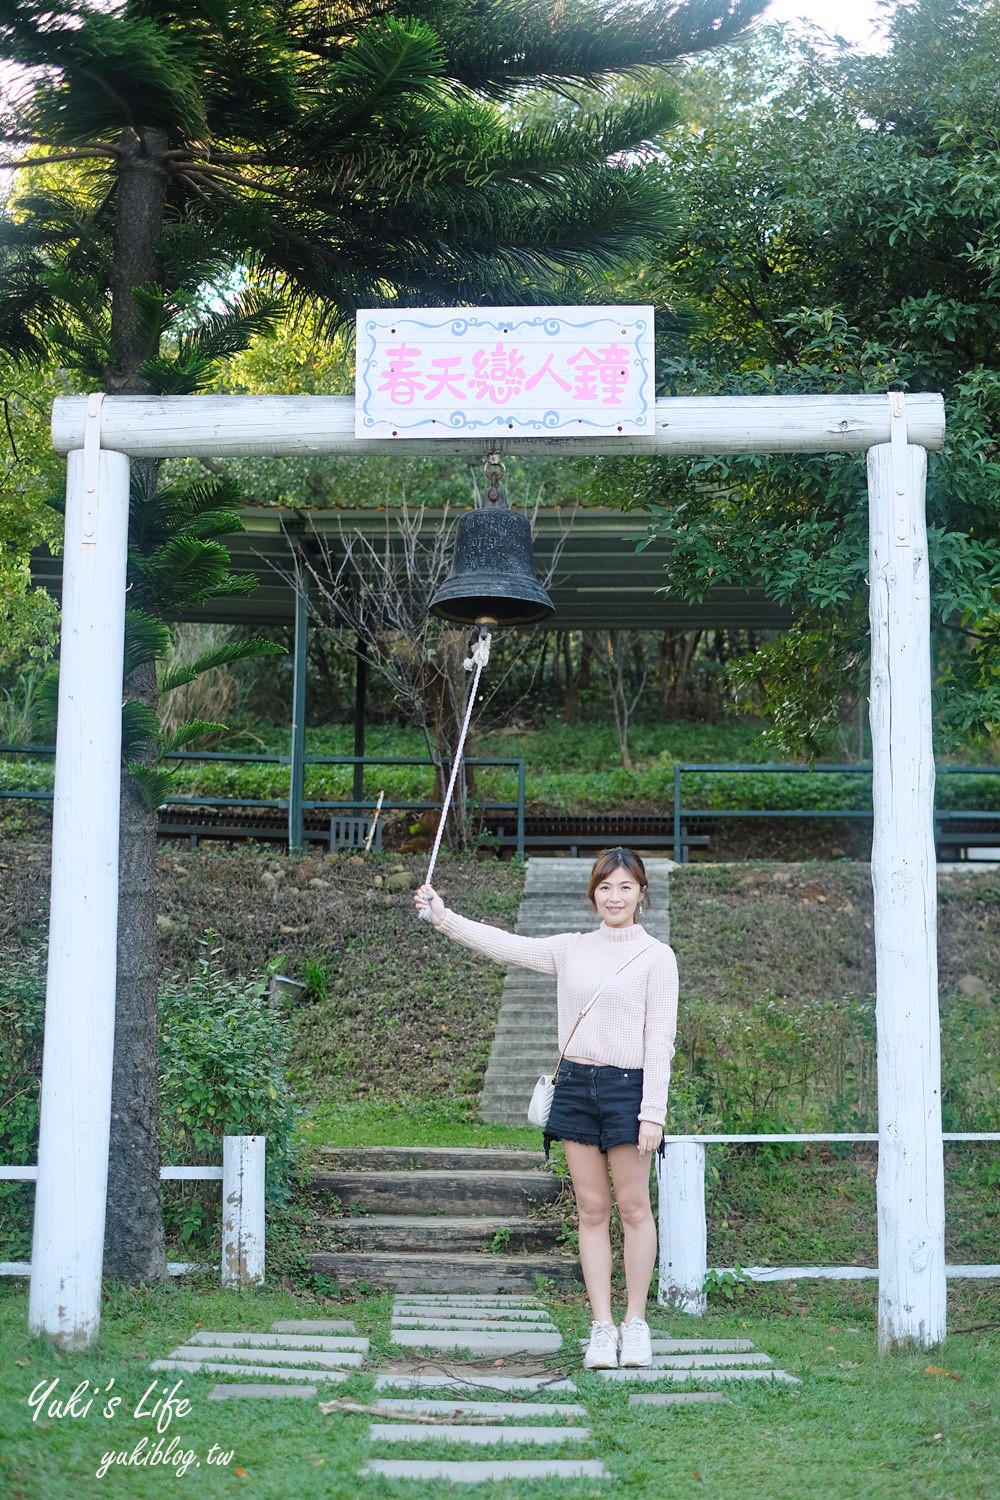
top-left (418, 622), bottom-right (493, 921)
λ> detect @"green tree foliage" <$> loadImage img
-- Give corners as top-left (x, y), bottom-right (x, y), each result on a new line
top-left (599, 0), bottom-right (1000, 754)
top-left (0, 0), bottom-right (767, 1282)
top-left (0, 0), bottom-right (767, 354)
top-left (0, 358), bottom-right (62, 677)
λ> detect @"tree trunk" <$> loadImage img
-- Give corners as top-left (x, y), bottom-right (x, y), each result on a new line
top-left (108, 128), bottom-right (168, 390)
top-left (104, 656), bottom-right (167, 1281)
top-left (562, 631), bottom-right (595, 724)
top-left (103, 128), bottom-right (170, 1279)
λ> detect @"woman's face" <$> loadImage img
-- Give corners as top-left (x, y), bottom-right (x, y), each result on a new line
top-left (592, 868), bottom-right (644, 927)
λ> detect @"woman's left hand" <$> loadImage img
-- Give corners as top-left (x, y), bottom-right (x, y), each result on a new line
top-left (637, 1121), bottom-right (663, 1158)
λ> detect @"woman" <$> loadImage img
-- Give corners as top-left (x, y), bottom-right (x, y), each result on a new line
top-left (414, 847), bottom-right (678, 1370)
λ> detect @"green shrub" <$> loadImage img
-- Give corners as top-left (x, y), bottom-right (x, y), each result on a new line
top-left (0, 946), bottom-right (302, 1259)
top-left (667, 988), bottom-right (878, 1135)
top-left (940, 987), bottom-right (1000, 1131)
top-left (159, 954), bottom-right (300, 1251)
top-left (0, 757), bottom-right (53, 794)
top-left (0, 946), bottom-right (45, 1259)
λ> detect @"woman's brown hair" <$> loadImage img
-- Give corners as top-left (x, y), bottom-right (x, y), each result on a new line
top-left (586, 847), bottom-right (649, 908)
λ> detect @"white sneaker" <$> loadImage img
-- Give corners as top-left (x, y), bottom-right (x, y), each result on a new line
top-left (583, 1319), bottom-right (620, 1369)
top-left (619, 1316), bottom-right (653, 1367)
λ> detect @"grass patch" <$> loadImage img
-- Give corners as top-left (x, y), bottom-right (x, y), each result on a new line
top-left (300, 1095), bottom-right (540, 1151)
top-left (2, 1280), bottom-right (998, 1499)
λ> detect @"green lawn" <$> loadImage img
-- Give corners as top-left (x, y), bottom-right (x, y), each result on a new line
top-left (1, 1280), bottom-right (998, 1499)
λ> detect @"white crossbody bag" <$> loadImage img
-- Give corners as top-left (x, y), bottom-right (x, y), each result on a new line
top-left (526, 942), bottom-right (654, 1128)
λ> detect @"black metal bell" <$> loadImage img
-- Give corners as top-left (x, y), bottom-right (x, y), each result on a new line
top-left (429, 505), bottom-right (555, 626)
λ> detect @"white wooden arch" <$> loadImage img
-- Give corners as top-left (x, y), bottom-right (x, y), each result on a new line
top-left (31, 390), bottom-right (946, 1352)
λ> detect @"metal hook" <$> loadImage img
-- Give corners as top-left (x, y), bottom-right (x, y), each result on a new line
top-left (483, 450), bottom-right (506, 506)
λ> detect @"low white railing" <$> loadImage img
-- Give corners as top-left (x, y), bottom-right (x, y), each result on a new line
top-left (656, 1132), bottom-right (1000, 1314)
top-left (0, 1134), bottom-right (265, 1289)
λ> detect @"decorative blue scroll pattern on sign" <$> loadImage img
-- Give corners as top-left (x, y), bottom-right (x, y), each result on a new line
top-left (354, 306), bottom-right (655, 439)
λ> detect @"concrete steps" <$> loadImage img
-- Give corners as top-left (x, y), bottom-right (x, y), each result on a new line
top-left (305, 1144), bottom-right (576, 1293)
top-left (317, 1213), bottom-right (562, 1253)
top-left (311, 1167), bottom-right (561, 1216)
top-left (307, 1248), bottom-right (578, 1293)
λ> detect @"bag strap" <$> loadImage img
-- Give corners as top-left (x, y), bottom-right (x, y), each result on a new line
top-left (551, 941), bottom-right (654, 1083)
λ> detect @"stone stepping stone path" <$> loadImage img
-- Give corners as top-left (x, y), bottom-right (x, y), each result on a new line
top-left (594, 1334), bottom-right (801, 1386)
top-left (142, 1299), bottom-right (798, 1484)
top-left (150, 1319), bottom-right (369, 1392)
top-left (390, 1292), bottom-right (563, 1357)
top-left (362, 1293), bottom-right (608, 1484)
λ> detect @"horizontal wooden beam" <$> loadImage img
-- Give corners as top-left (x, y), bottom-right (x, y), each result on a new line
top-left (52, 392), bottom-right (946, 459)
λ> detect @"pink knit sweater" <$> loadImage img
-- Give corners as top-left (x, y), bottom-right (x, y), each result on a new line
top-left (435, 911), bottom-right (678, 1125)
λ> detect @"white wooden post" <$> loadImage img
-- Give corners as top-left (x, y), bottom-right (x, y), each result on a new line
top-left (51, 391), bottom-right (946, 459)
top-left (222, 1135), bottom-right (266, 1289)
top-left (867, 394), bottom-right (946, 1351)
top-left (28, 404), bottom-right (130, 1349)
top-left (657, 1139), bottom-right (707, 1314)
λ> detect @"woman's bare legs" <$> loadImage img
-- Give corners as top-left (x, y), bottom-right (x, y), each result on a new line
top-left (608, 1144), bottom-right (657, 1322)
top-left (562, 1140), bottom-right (614, 1323)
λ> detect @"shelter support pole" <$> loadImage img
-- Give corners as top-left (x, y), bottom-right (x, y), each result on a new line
top-left (353, 642), bottom-right (367, 812)
top-left (288, 561), bottom-right (309, 851)
top-left (29, 413), bottom-right (130, 1349)
top-left (867, 400), bottom-right (946, 1351)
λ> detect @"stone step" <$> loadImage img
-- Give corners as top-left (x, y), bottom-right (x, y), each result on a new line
top-left (390, 1327), bottom-right (562, 1356)
top-left (498, 997), bottom-right (555, 1014)
top-left (478, 1093), bottom-right (540, 1112)
top-left (392, 1310), bottom-right (555, 1325)
top-left (310, 1168), bottom-right (561, 1214)
top-left (374, 1372), bottom-right (578, 1394)
top-left (167, 1342), bottom-right (365, 1368)
top-left (394, 1293), bottom-right (542, 1306)
top-left (623, 1352), bottom-right (773, 1369)
top-left (314, 1146), bottom-right (546, 1173)
top-left (370, 1423), bottom-right (590, 1446)
top-left (629, 1392), bottom-right (728, 1407)
top-left (488, 1040), bottom-right (557, 1057)
top-left (361, 1459), bottom-right (610, 1480)
top-left (496, 999), bottom-right (555, 1016)
top-left (483, 1060), bottom-right (556, 1077)
top-left (650, 1338), bottom-right (756, 1353)
top-left (487, 1049), bottom-right (555, 1067)
top-left (153, 1359), bottom-right (349, 1383)
top-left (270, 1318), bottom-right (357, 1334)
top-left (370, 1398), bottom-right (587, 1419)
top-left (208, 1383), bottom-right (318, 1400)
top-left (318, 1214), bottom-right (561, 1253)
top-left (598, 1366), bottom-right (800, 1385)
top-left (307, 1248), bottom-right (579, 1293)
top-left (491, 1013), bottom-right (557, 1028)
top-left (494, 1004), bottom-right (555, 1020)
top-left (187, 1330), bottom-right (368, 1352)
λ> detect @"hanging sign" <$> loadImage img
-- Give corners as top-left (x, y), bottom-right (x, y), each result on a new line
top-left (355, 305), bottom-right (655, 439)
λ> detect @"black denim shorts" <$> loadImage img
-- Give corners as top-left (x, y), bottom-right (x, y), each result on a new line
top-left (545, 1061), bottom-right (643, 1155)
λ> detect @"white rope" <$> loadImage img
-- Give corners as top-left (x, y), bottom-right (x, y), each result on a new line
top-left (418, 627), bottom-right (492, 917)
